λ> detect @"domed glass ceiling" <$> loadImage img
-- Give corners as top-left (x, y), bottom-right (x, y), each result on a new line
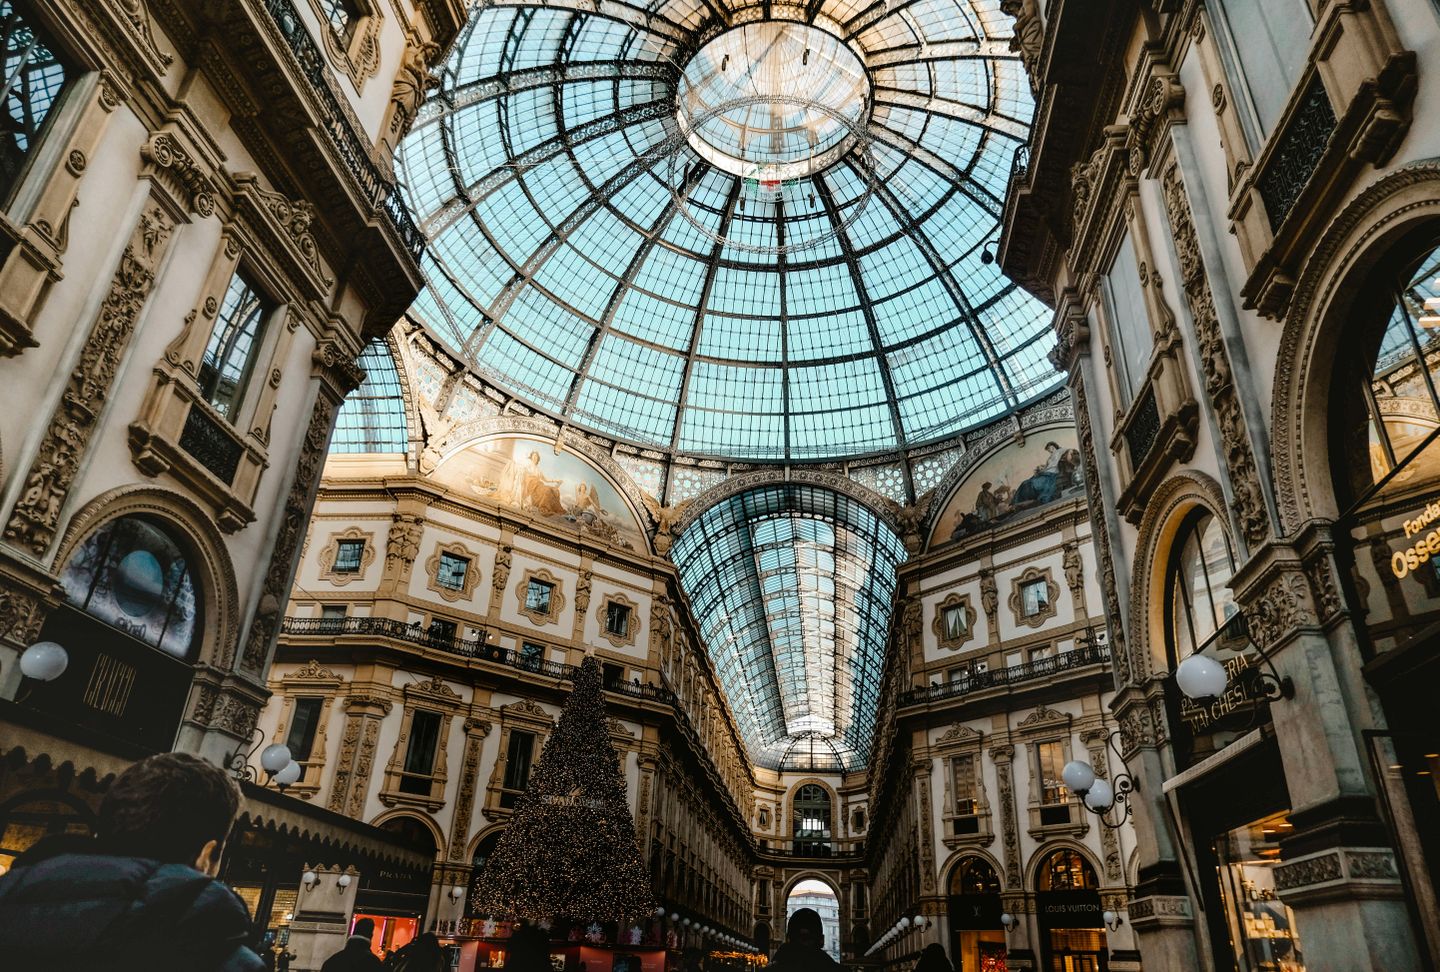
top-left (401, 0), bottom-right (1056, 461)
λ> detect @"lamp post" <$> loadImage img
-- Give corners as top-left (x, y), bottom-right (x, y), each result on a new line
top-left (1060, 728), bottom-right (1136, 828)
top-left (226, 731), bottom-right (303, 791)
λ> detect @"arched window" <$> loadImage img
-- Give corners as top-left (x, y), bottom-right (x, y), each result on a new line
top-left (466, 830), bottom-right (504, 916)
top-left (1166, 508), bottom-right (1237, 661)
top-left (792, 783), bottom-right (833, 855)
top-left (58, 516), bottom-right (203, 659)
top-left (0, 3), bottom-right (76, 204)
top-left (950, 856), bottom-right (1000, 895)
top-left (1037, 849), bottom-right (1098, 891)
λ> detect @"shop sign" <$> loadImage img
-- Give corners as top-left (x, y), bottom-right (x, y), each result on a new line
top-left (1176, 653), bottom-right (1266, 733)
top-left (949, 894), bottom-right (1003, 929)
top-left (1390, 499), bottom-right (1440, 578)
top-left (1035, 891), bottom-right (1102, 929)
top-left (363, 864), bottom-right (429, 893)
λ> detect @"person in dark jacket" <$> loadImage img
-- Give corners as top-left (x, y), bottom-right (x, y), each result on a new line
top-left (767, 908), bottom-right (841, 972)
top-left (322, 917), bottom-right (386, 972)
top-left (0, 751), bottom-right (264, 972)
top-left (913, 942), bottom-right (953, 972)
top-left (386, 931), bottom-right (447, 972)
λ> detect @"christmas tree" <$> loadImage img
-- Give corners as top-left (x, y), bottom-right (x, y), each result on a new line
top-left (473, 655), bottom-right (655, 924)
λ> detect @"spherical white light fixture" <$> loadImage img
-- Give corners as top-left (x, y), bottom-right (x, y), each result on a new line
top-left (1000, 913), bottom-right (1017, 931)
top-left (19, 641), bottom-right (68, 682)
top-left (302, 870), bottom-right (318, 889)
top-left (1084, 777), bottom-right (1116, 812)
top-left (1061, 759), bottom-right (1096, 794)
top-left (670, 913), bottom-right (680, 922)
top-left (450, 886), bottom-right (466, 901)
top-left (898, 917), bottom-right (910, 929)
top-left (337, 873), bottom-right (352, 888)
top-left (682, 918), bottom-right (691, 927)
top-left (1175, 653), bottom-right (1229, 700)
top-left (913, 915), bottom-right (927, 929)
top-left (273, 761), bottom-right (303, 788)
top-left (260, 743), bottom-right (293, 775)
top-left (654, 906), bottom-right (666, 917)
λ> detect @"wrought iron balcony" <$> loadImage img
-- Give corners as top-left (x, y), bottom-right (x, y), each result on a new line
top-left (899, 636), bottom-right (1111, 707)
top-left (260, 0), bottom-right (426, 259)
top-left (279, 615), bottom-right (680, 704)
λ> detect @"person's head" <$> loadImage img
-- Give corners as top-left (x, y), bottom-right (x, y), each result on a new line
top-left (98, 752), bottom-right (242, 876)
top-left (352, 918), bottom-right (376, 941)
top-left (1045, 441), bottom-right (1059, 452)
top-left (786, 908), bottom-right (823, 950)
top-left (916, 943), bottom-right (952, 972)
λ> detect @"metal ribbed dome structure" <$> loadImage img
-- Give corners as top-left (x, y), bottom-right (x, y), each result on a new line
top-left (400, 0), bottom-right (1056, 462)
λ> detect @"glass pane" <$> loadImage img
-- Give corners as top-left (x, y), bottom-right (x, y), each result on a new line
top-left (0, 4), bottom-right (72, 202)
top-left (1037, 740), bottom-right (1067, 805)
top-left (199, 273), bottom-right (270, 420)
top-left (284, 697), bottom-right (324, 762)
top-left (437, 552), bottom-right (469, 590)
top-left (503, 730), bottom-right (535, 790)
top-left (1213, 811), bottom-right (1307, 972)
top-left (403, 710), bottom-right (442, 776)
top-left (334, 540), bottom-right (364, 573)
top-left (525, 580), bottom-right (552, 613)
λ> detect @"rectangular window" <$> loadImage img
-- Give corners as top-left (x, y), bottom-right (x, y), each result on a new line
top-left (1103, 232), bottom-right (1153, 401)
top-left (284, 697), bottom-right (324, 763)
top-left (605, 601), bottom-right (631, 637)
top-left (952, 754), bottom-right (978, 816)
top-left (948, 665), bottom-right (969, 683)
top-left (1036, 740), bottom-right (1067, 806)
top-left (525, 579), bottom-right (553, 614)
top-left (427, 618), bottom-right (457, 643)
top-left (1213, 0), bottom-right (1315, 140)
top-left (318, 604), bottom-right (346, 633)
top-left (199, 272), bottom-right (272, 420)
top-left (436, 552), bottom-right (469, 591)
top-left (400, 710), bottom-right (441, 794)
top-left (520, 642), bottom-right (543, 671)
top-left (942, 605), bottom-right (968, 641)
top-left (501, 730), bottom-right (535, 807)
top-left (1021, 579), bottom-right (1050, 617)
top-left (0, 4), bottom-right (74, 205)
top-left (318, 0), bottom-right (361, 36)
top-left (602, 662), bottom-right (624, 689)
top-left (333, 539), bottom-right (365, 574)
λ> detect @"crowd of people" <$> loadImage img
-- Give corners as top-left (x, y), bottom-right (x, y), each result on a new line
top-left (0, 753), bottom-right (967, 972)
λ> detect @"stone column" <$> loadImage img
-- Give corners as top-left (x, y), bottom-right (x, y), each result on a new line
top-left (1231, 534), bottom-right (1421, 972)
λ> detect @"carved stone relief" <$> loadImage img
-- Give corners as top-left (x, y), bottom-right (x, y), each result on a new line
top-left (4, 203), bottom-right (175, 557)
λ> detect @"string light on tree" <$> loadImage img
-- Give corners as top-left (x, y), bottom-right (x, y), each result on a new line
top-left (471, 656), bottom-right (654, 924)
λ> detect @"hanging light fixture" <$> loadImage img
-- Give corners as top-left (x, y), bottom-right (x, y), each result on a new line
top-left (1061, 729), bottom-right (1136, 828)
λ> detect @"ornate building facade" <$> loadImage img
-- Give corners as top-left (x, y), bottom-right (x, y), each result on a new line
top-left (1000, 1), bottom-right (1440, 969)
top-left (0, 0), bottom-right (465, 959)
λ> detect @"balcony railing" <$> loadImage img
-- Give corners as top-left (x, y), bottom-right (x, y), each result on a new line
top-left (279, 616), bottom-right (681, 705)
top-left (261, 0), bottom-right (426, 259)
top-left (899, 638), bottom-right (1111, 706)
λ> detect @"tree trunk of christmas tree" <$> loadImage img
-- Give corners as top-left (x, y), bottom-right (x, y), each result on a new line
top-left (473, 655), bottom-right (654, 923)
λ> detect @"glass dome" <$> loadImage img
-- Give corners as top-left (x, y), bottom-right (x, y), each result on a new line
top-left (401, 0), bottom-right (1056, 461)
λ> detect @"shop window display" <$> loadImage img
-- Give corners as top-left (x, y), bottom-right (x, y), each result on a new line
top-left (1213, 812), bottom-right (1305, 971)
top-left (948, 857), bottom-right (1006, 972)
top-left (1035, 850), bottom-right (1105, 972)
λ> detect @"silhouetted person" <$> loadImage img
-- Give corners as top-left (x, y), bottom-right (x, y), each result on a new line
top-left (503, 922), bottom-right (553, 972)
top-left (913, 942), bottom-right (953, 972)
top-left (769, 908), bottom-right (840, 972)
top-left (0, 751), bottom-right (263, 972)
top-left (389, 931), bottom-right (447, 972)
top-left (323, 917), bottom-right (385, 971)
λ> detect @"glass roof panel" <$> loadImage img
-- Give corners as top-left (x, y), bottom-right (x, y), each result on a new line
top-left (671, 484), bottom-right (906, 769)
top-left (400, 0), bottom-right (1060, 462)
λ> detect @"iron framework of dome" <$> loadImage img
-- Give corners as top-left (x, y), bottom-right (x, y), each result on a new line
top-left (670, 484), bottom-right (907, 770)
top-left (400, 0), bottom-right (1058, 463)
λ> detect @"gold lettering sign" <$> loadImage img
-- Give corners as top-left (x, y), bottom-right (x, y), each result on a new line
top-left (1178, 653), bottom-right (1261, 732)
top-left (1390, 499), bottom-right (1440, 579)
top-left (83, 654), bottom-right (136, 717)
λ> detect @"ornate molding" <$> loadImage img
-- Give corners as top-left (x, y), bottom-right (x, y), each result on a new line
top-left (1161, 163), bottom-right (1271, 550)
top-left (596, 591), bottom-right (640, 649)
top-left (514, 567), bottom-right (565, 626)
top-left (4, 204), bottom-right (175, 557)
top-left (238, 393), bottom-right (339, 673)
top-left (318, 526), bottom-right (376, 586)
top-left (139, 132), bottom-right (214, 217)
top-left (1008, 566), bottom-right (1059, 629)
top-left (286, 659), bottom-right (344, 682)
top-left (931, 592), bottom-right (978, 652)
top-left (425, 539), bottom-right (481, 602)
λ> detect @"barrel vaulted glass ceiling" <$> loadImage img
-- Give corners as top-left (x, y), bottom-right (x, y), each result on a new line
top-left (670, 485), bottom-right (907, 770)
top-left (401, 0), bottom-right (1057, 462)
